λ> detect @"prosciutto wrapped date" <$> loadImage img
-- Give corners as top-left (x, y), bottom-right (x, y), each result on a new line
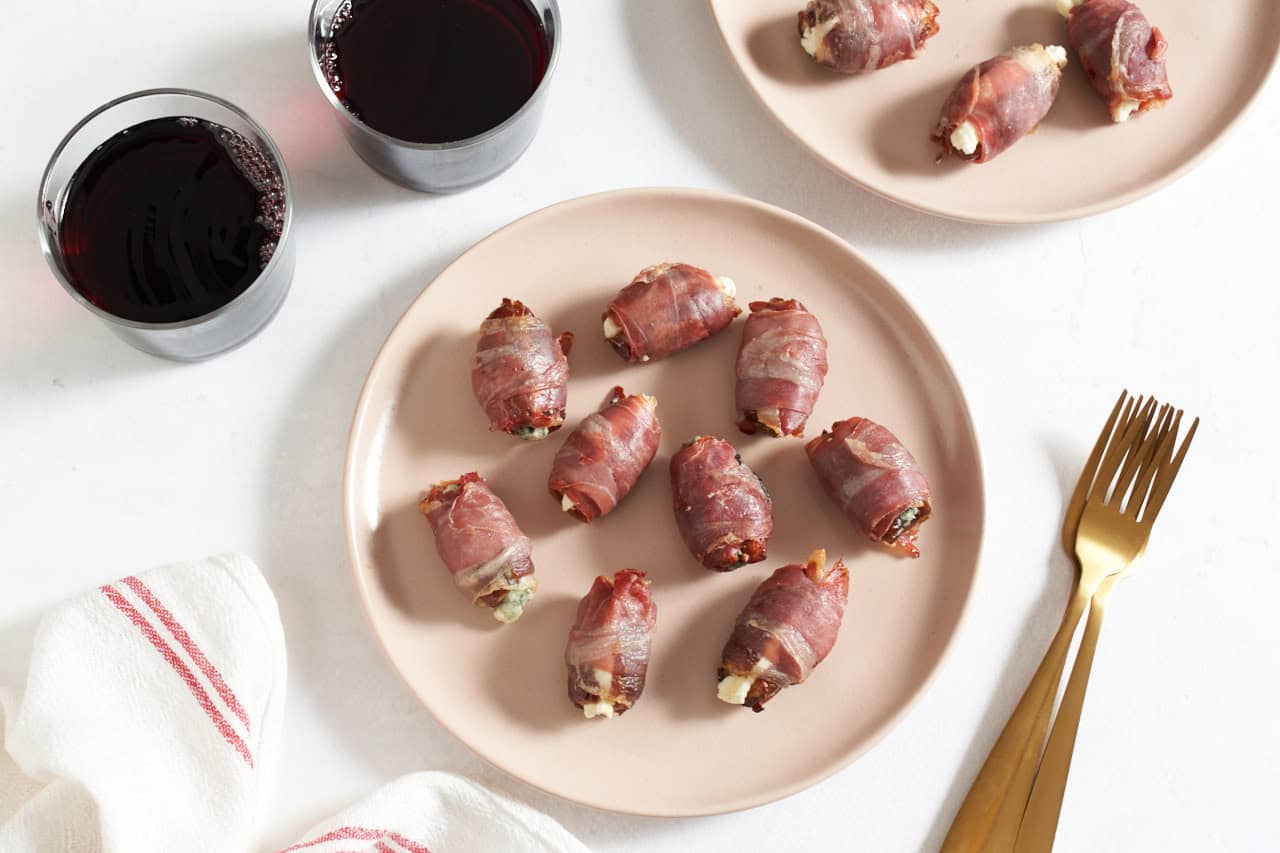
top-left (735, 298), bottom-right (829, 438)
top-left (1060, 0), bottom-right (1172, 123)
top-left (419, 473), bottom-right (536, 623)
top-left (798, 0), bottom-right (940, 74)
top-left (548, 387), bottom-right (661, 523)
top-left (934, 44), bottom-right (1069, 163)
top-left (805, 417), bottom-right (932, 558)
top-left (716, 549), bottom-right (848, 712)
top-left (670, 436), bottom-right (773, 571)
top-left (565, 569), bottom-right (657, 719)
top-left (603, 263), bottom-right (740, 363)
top-left (471, 298), bottom-right (574, 440)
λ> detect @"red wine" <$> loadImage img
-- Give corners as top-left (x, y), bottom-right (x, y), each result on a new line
top-left (59, 117), bottom-right (285, 324)
top-left (321, 0), bottom-right (549, 144)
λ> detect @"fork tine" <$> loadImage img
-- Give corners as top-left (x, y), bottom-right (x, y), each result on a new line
top-left (1125, 407), bottom-right (1177, 519)
top-left (1062, 390), bottom-right (1130, 553)
top-left (1085, 394), bottom-right (1138, 502)
top-left (1142, 415), bottom-right (1199, 524)
top-left (1091, 396), bottom-right (1155, 502)
top-left (1112, 403), bottom-right (1169, 507)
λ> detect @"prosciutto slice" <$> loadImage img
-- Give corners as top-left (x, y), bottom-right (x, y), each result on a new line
top-left (565, 569), bottom-right (657, 719)
top-left (471, 298), bottom-right (573, 440)
top-left (670, 436), bottom-right (773, 571)
top-left (1061, 0), bottom-right (1172, 123)
top-left (798, 0), bottom-right (940, 74)
top-left (548, 387), bottom-right (662, 523)
top-left (419, 472), bottom-right (536, 623)
top-left (735, 298), bottom-right (829, 438)
top-left (603, 263), bottom-right (740, 363)
top-left (933, 44), bottom-right (1069, 163)
top-left (716, 550), bottom-right (848, 712)
top-left (805, 417), bottom-right (932, 558)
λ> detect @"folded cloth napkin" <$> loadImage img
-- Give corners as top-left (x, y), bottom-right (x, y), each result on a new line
top-left (0, 553), bottom-right (587, 853)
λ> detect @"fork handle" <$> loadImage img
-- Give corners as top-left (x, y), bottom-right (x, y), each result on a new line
top-left (940, 586), bottom-right (1091, 853)
top-left (1012, 576), bottom-right (1117, 853)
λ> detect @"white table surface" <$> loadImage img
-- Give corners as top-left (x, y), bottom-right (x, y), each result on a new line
top-left (3, 2), bottom-right (1278, 851)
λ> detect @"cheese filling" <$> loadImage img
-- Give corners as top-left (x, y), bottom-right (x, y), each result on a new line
top-left (1045, 44), bottom-right (1069, 69)
top-left (717, 657), bottom-right (773, 705)
top-left (800, 16), bottom-right (839, 58)
top-left (713, 275), bottom-right (736, 300)
top-left (514, 425), bottom-right (550, 441)
top-left (1112, 98), bottom-right (1140, 123)
top-left (950, 121), bottom-right (980, 156)
top-left (1055, 0), bottom-right (1084, 16)
top-left (603, 313), bottom-right (622, 340)
top-left (493, 582), bottom-right (534, 624)
top-left (561, 492), bottom-right (577, 513)
top-left (582, 668), bottom-right (616, 719)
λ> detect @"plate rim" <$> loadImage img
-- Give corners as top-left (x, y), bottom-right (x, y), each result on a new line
top-left (341, 186), bottom-right (988, 816)
top-left (705, 0), bottom-right (1280, 225)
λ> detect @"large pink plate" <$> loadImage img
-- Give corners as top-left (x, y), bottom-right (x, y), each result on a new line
top-left (708, 0), bottom-right (1280, 223)
top-left (343, 188), bottom-right (984, 816)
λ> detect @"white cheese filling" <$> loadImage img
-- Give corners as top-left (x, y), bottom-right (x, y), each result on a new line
top-left (1112, 98), bottom-right (1140, 123)
top-left (603, 313), bottom-right (622, 340)
top-left (561, 492), bottom-right (577, 513)
top-left (950, 121), bottom-right (980, 156)
top-left (1055, 0), bottom-right (1084, 16)
top-left (582, 668), bottom-right (616, 719)
top-left (1045, 44), bottom-right (1069, 69)
top-left (717, 657), bottom-right (773, 706)
top-left (800, 16), bottom-right (839, 58)
top-left (713, 275), bottom-right (736, 300)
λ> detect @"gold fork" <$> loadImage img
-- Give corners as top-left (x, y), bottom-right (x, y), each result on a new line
top-left (942, 391), bottom-right (1154, 853)
top-left (1011, 402), bottom-right (1198, 852)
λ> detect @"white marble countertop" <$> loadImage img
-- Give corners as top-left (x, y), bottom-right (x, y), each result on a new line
top-left (3, 2), bottom-right (1277, 850)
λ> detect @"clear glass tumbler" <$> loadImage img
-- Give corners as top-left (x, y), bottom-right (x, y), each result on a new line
top-left (37, 89), bottom-right (296, 362)
top-left (308, 0), bottom-right (562, 193)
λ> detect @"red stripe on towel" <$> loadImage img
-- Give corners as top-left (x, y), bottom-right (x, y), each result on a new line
top-left (278, 827), bottom-right (431, 853)
top-left (100, 584), bottom-right (254, 769)
top-left (121, 575), bottom-right (252, 732)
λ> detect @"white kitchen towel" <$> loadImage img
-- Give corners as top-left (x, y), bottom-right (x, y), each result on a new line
top-left (279, 772), bottom-right (588, 853)
top-left (0, 553), bottom-right (287, 852)
top-left (0, 553), bottom-right (587, 853)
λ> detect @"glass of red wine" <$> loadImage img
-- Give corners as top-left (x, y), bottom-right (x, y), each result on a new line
top-left (309, 0), bottom-right (561, 193)
top-left (38, 89), bottom-right (295, 362)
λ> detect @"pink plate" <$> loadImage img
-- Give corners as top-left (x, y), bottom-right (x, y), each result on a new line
top-left (708, 0), bottom-right (1280, 223)
top-left (343, 188), bottom-right (984, 816)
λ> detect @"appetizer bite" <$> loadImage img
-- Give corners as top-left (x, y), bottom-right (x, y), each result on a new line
top-left (1059, 0), bottom-right (1171, 123)
top-left (735, 298), bottom-right (829, 438)
top-left (565, 569), bottom-right (657, 719)
top-left (717, 549), bottom-right (848, 712)
top-left (419, 473), bottom-right (536, 623)
top-left (933, 44), bottom-right (1069, 163)
top-left (548, 386), bottom-right (662, 523)
top-left (670, 436), bottom-right (773, 571)
top-left (798, 0), bottom-right (941, 74)
top-left (806, 417), bottom-right (931, 557)
top-left (603, 263), bottom-right (740, 363)
top-left (472, 298), bottom-right (574, 440)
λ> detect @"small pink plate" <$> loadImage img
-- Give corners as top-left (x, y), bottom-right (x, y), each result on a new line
top-left (708, 0), bottom-right (1280, 223)
top-left (343, 188), bottom-right (984, 816)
